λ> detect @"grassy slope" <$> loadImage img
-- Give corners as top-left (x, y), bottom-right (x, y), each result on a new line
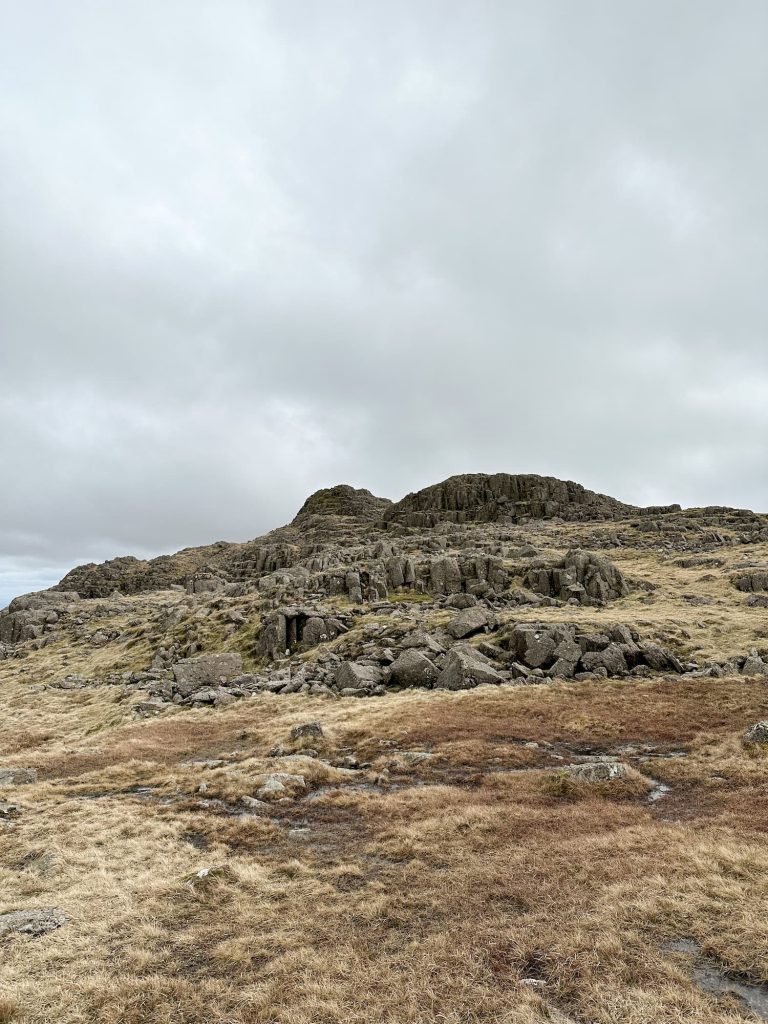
top-left (0, 535), bottom-right (767, 1022)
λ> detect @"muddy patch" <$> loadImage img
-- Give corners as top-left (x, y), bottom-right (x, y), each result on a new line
top-left (664, 938), bottom-right (768, 1020)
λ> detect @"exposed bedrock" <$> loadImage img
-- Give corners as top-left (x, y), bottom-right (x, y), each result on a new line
top-left (383, 473), bottom-right (643, 527)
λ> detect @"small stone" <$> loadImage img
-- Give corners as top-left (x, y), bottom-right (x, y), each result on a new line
top-left (0, 767), bottom-right (37, 787)
top-left (0, 908), bottom-right (68, 937)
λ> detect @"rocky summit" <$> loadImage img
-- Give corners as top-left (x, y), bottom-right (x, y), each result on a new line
top-left (2, 472), bottom-right (768, 1023)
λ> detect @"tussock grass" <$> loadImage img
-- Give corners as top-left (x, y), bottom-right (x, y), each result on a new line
top-left (2, 533), bottom-right (768, 1021)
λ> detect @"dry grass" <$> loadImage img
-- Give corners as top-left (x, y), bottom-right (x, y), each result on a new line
top-left (2, 530), bottom-right (768, 1021)
top-left (2, 667), bottom-right (768, 1022)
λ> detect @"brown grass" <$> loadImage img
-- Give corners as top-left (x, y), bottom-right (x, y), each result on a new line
top-left (2, 667), bottom-right (768, 1022)
top-left (2, 532), bottom-right (768, 1021)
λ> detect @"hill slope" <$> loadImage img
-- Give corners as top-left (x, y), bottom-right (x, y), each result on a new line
top-left (1, 473), bottom-right (768, 1023)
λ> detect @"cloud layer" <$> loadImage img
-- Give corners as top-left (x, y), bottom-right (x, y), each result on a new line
top-left (2, 0), bottom-right (767, 606)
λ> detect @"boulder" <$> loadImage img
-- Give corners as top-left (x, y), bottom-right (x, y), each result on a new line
top-left (446, 607), bottom-right (491, 640)
top-left (581, 644), bottom-right (628, 675)
top-left (172, 653), bottom-right (243, 698)
top-left (436, 646), bottom-right (503, 690)
top-left (399, 631), bottom-right (445, 655)
top-left (334, 662), bottom-right (383, 692)
top-left (510, 627), bottom-right (556, 669)
top-left (388, 649), bottom-right (439, 688)
top-left (741, 656), bottom-right (766, 677)
top-left (256, 772), bottom-right (306, 800)
top-left (732, 570), bottom-right (768, 593)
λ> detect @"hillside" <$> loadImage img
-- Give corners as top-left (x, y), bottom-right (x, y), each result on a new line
top-left (2, 472), bottom-right (768, 1023)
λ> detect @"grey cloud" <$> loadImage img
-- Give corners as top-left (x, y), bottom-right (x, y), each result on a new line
top-left (1, 0), bottom-right (767, 606)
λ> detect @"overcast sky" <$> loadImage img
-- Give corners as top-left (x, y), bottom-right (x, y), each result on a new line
top-left (2, 1), bottom-right (767, 607)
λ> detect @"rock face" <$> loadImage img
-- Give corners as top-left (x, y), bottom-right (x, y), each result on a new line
top-left (260, 608), bottom-right (347, 660)
top-left (384, 473), bottom-right (640, 527)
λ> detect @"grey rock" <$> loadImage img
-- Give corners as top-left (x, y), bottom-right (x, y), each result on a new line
top-left (334, 662), bottom-right (383, 691)
top-left (399, 631), bottom-right (445, 655)
top-left (0, 767), bottom-right (37, 787)
top-left (581, 643), bottom-right (628, 675)
top-left (436, 646), bottom-right (503, 690)
top-left (389, 649), bottom-right (439, 688)
top-left (744, 721), bottom-right (768, 743)
top-left (172, 653), bottom-right (243, 697)
top-left (290, 721), bottom-right (324, 740)
top-left (0, 907), bottom-right (68, 937)
top-left (446, 606), bottom-right (491, 640)
top-left (741, 656), bottom-right (766, 677)
top-left (511, 627), bottom-right (556, 669)
top-left (562, 761), bottom-right (631, 782)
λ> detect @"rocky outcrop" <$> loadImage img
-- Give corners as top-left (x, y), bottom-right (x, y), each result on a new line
top-left (0, 767), bottom-right (37, 786)
top-left (292, 485), bottom-right (392, 526)
top-left (524, 549), bottom-right (629, 605)
top-left (731, 570), bottom-right (768, 592)
top-left (260, 608), bottom-right (348, 660)
top-left (501, 622), bottom-right (683, 678)
top-left (384, 473), bottom-right (639, 527)
top-left (0, 591), bottom-right (79, 644)
top-left (744, 722), bottom-right (768, 744)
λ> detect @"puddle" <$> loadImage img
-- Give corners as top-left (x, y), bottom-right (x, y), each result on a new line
top-left (663, 939), bottom-right (768, 1019)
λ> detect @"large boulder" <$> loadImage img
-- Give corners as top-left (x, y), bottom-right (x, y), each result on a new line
top-left (388, 650), bottom-right (439, 688)
top-left (172, 653), bottom-right (243, 698)
top-left (581, 644), bottom-right (628, 675)
top-left (334, 662), bottom-right (383, 693)
top-left (446, 607), bottom-right (492, 640)
top-left (508, 626), bottom-right (557, 669)
top-left (436, 646), bottom-right (503, 690)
